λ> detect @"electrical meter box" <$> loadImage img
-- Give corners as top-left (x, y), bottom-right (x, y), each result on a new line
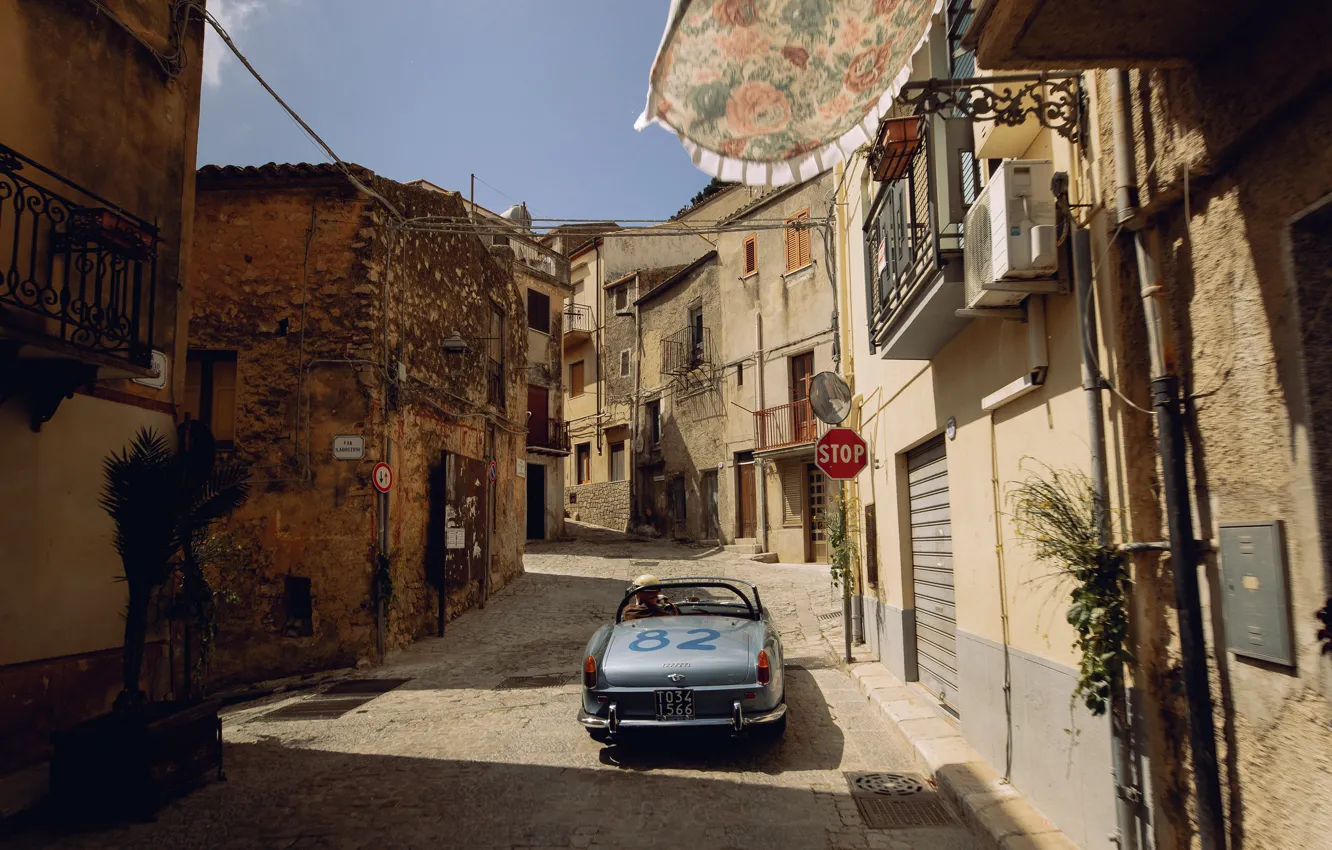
top-left (1218, 521), bottom-right (1293, 666)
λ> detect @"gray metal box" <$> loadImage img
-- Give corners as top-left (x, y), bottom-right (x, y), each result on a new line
top-left (1218, 521), bottom-right (1293, 666)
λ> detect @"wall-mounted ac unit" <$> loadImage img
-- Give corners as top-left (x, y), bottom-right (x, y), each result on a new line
top-left (963, 160), bottom-right (1058, 309)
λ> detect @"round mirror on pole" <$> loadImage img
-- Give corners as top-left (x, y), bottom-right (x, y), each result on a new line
top-left (809, 371), bottom-right (852, 425)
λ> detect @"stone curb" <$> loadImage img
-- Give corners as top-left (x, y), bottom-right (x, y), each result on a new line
top-left (847, 662), bottom-right (1081, 850)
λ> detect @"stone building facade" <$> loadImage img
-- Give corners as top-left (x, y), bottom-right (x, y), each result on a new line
top-left (188, 164), bottom-right (527, 687)
top-left (832, 3), bottom-right (1332, 849)
top-left (0, 0), bottom-right (205, 780)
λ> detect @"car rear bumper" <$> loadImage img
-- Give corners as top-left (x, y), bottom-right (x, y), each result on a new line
top-left (578, 700), bottom-right (786, 734)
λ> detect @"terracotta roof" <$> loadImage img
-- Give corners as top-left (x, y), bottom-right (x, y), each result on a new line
top-left (196, 161), bottom-right (373, 186)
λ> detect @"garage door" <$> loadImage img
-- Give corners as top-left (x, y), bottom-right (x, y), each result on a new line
top-left (908, 437), bottom-right (958, 714)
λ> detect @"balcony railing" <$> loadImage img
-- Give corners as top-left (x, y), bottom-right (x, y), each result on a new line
top-left (527, 419), bottom-right (570, 454)
top-left (864, 115), bottom-right (974, 358)
top-left (0, 143), bottom-right (158, 367)
top-left (754, 399), bottom-right (830, 451)
top-left (661, 324), bottom-right (713, 376)
top-left (563, 303), bottom-right (593, 336)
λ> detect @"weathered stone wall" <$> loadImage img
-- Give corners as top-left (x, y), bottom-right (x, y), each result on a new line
top-left (566, 481), bottom-right (631, 532)
top-left (188, 169), bottom-right (527, 687)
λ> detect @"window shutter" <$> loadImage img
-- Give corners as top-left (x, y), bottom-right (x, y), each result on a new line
top-left (798, 216), bottom-right (811, 268)
top-left (785, 222), bottom-right (798, 271)
top-left (744, 235), bottom-right (757, 275)
top-left (785, 210), bottom-right (810, 271)
top-left (571, 361), bottom-right (584, 396)
top-left (781, 463), bottom-right (803, 527)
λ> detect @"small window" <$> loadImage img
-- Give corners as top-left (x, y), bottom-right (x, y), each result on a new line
top-left (576, 443), bottom-right (591, 484)
top-left (743, 234), bottom-right (758, 276)
top-left (283, 575), bottom-right (313, 637)
top-left (646, 400), bottom-right (661, 445)
top-left (527, 289), bottom-right (551, 332)
top-left (784, 209), bottom-right (811, 272)
top-left (614, 286), bottom-right (628, 312)
top-left (184, 350), bottom-right (238, 449)
top-left (610, 441), bottom-right (626, 481)
top-left (570, 360), bottom-right (585, 397)
top-left (620, 350), bottom-right (631, 377)
top-left (737, 361), bottom-right (744, 386)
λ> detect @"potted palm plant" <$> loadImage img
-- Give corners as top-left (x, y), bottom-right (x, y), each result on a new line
top-left (50, 423), bottom-right (250, 822)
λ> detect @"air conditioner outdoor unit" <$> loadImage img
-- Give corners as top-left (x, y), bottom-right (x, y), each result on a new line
top-left (963, 160), bottom-right (1058, 309)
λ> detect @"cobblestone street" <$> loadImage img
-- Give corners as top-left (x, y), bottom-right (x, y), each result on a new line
top-left (14, 529), bottom-right (976, 850)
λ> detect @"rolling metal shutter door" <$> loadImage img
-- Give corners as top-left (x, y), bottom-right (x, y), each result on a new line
top-left (908, 437), bottom-right (958, 712)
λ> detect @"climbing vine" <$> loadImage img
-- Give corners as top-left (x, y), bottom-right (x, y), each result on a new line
top-left (1009, 464), bottom-right (1130, 716)
top-left (822, 491), bottom-right (860, 591)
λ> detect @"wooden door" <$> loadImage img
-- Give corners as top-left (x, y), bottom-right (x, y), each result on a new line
top-left (702, 471), bottom-right (719, 540)
top-left (790, 352), bottom-right (815, 442)
top-left (527, 385), bottom-right (548, 446)
top-left (806, 464), bottom-right (828, 563)
top-left (738, 461), bottom-right (757, 538)
top-left (525, 462), bottom-right (546, 540)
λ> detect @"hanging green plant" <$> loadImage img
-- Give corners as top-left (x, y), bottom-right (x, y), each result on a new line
top-left (821, 491), bottom-right (860, 591)
top-left (1009, 464), bottom-right (1130, 716)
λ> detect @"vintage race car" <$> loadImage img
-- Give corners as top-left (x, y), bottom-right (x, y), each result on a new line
top-left (577, 576), bottom-right (787, 740)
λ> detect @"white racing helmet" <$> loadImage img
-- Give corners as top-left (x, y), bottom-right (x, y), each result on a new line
top-left (632, 573), bottom-right (660, 590)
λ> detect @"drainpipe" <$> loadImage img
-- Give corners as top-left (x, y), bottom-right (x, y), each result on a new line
top-left (1112, 72), bottom-right (1225, 850)
top-left (1073, 226), bottom-right (1140, 850)
top-left (755, 312), bottom-right (769, 553)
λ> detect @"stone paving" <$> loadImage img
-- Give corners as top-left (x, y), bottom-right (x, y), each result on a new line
top-left (13, 525), bottom-right (976, 850)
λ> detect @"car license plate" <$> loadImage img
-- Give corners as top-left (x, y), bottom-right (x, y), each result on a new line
top-left (654, 688), bottom-right (695, 720)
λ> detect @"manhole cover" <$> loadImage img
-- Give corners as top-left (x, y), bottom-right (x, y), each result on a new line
top-left (817, 611), bottom-right (843, 622)
top-left (844, 772), bottom-right (956, 829)
top-left (261, 678), bottom-right (411, 721)
top-left (493, 674), bottom-right (578, 691)
top-left (631, 560), bottom-right (660, 567)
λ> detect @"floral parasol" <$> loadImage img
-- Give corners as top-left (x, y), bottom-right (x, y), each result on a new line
top-left (636, 0), bottom-right (941, 185)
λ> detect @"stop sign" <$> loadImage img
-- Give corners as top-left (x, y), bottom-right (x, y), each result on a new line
top-left (815, 428), bottom-right (869, 480)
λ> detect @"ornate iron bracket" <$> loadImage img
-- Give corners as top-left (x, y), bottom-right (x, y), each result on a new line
top-left (896, 72), bottom-right (1083, 143)
top-left (0, 349), bottom-right (100, 432)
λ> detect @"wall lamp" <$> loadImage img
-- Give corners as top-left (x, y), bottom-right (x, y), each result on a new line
top-left (441, 335), bottom-right (502, 356)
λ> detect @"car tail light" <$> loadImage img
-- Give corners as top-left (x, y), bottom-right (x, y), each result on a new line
top-left (583, 655), bottom-right (597, 689)
top-left (757, 650), bottom-right (771, 685)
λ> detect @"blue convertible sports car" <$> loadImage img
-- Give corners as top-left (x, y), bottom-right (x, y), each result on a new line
top-left (577, 575), bottom-right (787, 741)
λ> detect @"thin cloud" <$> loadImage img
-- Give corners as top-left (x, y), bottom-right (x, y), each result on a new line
top-left (202, 0), bottom-right (267, 88)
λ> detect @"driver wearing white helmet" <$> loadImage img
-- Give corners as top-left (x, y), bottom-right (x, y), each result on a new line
top-left (622, 574), bottom-right (679, 621)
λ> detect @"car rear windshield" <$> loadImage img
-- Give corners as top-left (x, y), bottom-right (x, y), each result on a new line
top-left (661, 584), bottom-right (756, 619)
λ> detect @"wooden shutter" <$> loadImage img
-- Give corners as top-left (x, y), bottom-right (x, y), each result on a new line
top-left (743, 234), bottom-right (757, 275)
top-left (526, 289), bottom-right (550, 331)
top-left (781, 463), bottom-right (803, 527)
top-left (786, 210), bottom-right (810, 271)
top-left (864, 503), bottom-right (879, 586)
top-left (570, 360), bottom-right (584, 396)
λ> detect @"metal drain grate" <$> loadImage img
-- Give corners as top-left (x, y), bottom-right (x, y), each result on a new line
top-left (631, 560), bottom-right (660, 567)
top-left (844, 772), bottom-right (957, 829)
top-left (493, 673), bottom-right (578, 691)
top-left (261, 678), bottom-right (411, 721)
top-left (817, 611), bottom-right (843, 622)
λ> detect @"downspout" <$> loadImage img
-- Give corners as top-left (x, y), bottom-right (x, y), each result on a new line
top-left (755, 312), bottom-right (769, 553)
top-left (834, 162), bottom-right (864, 646)
top-left (1073, 227), bottom-right (1141, 850)
top-left (1111, 71), bottom-right (1225, 850)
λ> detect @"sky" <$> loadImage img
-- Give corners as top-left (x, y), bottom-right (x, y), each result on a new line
top-left (198, 0), bottom-right (712, 223)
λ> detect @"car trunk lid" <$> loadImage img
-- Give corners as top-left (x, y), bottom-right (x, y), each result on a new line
top-left (603, 616), bottom-right (753, 687)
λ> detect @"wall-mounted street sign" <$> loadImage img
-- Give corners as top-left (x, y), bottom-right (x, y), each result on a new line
top-left (517, 458), bottom-right (527, 479)
top-left (332, 435), bottom-right (365, 460)
top-left (488, 460), bottom-right (498, 483)
top-left (131, 350), bottom-right (169, 390)
top-left (372, 462), bottom-right (393, 493)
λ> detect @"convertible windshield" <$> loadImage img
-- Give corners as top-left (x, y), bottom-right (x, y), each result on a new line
top-left (618, 581), bottom-right (758, 622)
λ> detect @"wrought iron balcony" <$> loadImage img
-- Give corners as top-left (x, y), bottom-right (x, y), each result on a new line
top-left (661, 324), bottom-right (713, 376)
top-left (864, 116), bottom-right (974, 360)
top-left (0, 143), bottom-right (158, 368)
top-left (754, 399), bottom-right (830, 452)
top-left (527, 418), bottom-right (570, 455)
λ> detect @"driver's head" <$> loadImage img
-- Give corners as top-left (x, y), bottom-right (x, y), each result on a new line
top-left (632, 574), bottom-right (660, 601)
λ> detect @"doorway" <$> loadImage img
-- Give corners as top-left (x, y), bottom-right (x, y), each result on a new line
top-left (736, 454), bottom-right (757, 539)
top-left (701, 470), bottom-right (719, 541)
top-left (790, 351), bottom-right (815, 442)
top-left (805, 463), bottom-right (828, 563)
top-left (526, 462), bottom-right (546, 540)
top-left (907, 436), bottom-right (958, 713)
